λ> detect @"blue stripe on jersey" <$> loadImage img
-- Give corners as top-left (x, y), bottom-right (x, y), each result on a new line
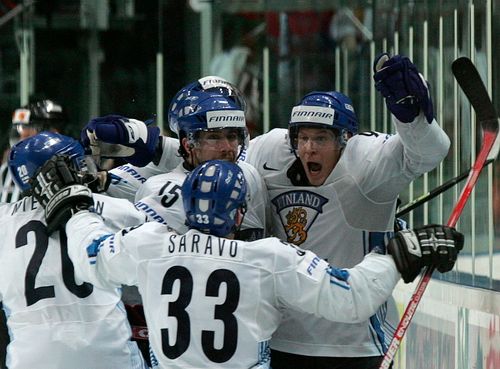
top-left (257, 340), bottom-right (271, 366)
top-left (149, 345), bottom-right (159, 368)
top-left (369, 303), bottom-right (387, 355)
top-left (86, 234), bottom-right (113, 264)
top-left (380, 304), bottom-right (396, 350)
top-left (326, 266), bottom-right (351, 290)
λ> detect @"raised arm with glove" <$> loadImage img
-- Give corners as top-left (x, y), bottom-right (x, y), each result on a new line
top-left (373, 53), bottom-right (434, 124)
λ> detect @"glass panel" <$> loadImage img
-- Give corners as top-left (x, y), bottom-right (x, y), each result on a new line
top-left (211, 0), bottom-right (499, 289)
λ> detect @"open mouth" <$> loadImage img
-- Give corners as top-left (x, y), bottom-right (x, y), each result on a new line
top-left (307, 162), bottom-right (322, 173)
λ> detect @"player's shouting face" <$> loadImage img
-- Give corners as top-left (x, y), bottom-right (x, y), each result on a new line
top-left (297, 127), bottom-right (342, 186)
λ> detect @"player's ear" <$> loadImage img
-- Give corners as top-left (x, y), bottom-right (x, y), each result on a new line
top-left (181, 137), bottom-right (192, 154)
top-left (234, 208), bottom-right (244, 227)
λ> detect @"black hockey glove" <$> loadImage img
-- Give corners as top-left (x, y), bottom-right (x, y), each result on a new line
top-left (31, 155), bottom-right (94, 234)
top-left (387, 224), bottom-right (464, 283)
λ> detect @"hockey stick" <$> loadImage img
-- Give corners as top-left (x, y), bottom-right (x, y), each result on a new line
top-left (396, 158), bottom-right (494, 217)
top-left (379, 57), bottom-right (500, 369)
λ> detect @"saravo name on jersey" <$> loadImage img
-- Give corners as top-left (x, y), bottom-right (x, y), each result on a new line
top-left (166, 233), bottom-right (242, 260)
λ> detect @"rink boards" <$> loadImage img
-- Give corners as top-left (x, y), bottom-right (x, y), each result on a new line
top-left (392, 275), bottom-right (500, 369)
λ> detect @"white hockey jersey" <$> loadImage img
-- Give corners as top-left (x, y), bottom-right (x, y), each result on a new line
top-left (0, 194), bottom-right (148, 369)
top-left (243, 115), bottom-right (450, 356)
top-left (134, 160), bottom-right (268, 239)
top-left (66, 210), bottom-right (402, 369)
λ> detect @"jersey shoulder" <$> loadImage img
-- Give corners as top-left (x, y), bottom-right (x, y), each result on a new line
top-left (243, 237), bottom-right (300, 268)
top-left (246, 129), bottom-right (289, 161)
top-left (343, 131), bottom-right (392, 158)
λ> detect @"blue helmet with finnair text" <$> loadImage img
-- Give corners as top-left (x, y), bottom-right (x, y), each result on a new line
top-left (182, 160), bottom-right (247, 237)
top-left (8, 131), bottom-right (85, 192)
top-left (168, 76), bottom-right (246, 135)
top-left (176, 93), bottom-right (249, 159)
top-left (288, 91), bottom-right (358, 149)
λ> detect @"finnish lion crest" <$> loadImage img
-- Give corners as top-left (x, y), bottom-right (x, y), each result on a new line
top-left (271, 190), bottom-right (328, 246)
top-left (285, 207), bottom-right (308, 245)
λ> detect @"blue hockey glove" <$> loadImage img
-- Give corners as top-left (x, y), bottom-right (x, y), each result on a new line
top-left (81, 115), bottom-right (160, 167)
top-left (373, 53), bottom-right (434, 124)
top-left (387, 224), bottom-right (464, 283)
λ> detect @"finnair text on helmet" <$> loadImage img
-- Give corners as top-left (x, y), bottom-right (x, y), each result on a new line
top-left (206, 110), bottom-right (246, 128)
top-left (208, 115), bottom-right (244, 123)
top-left (290, 106), bottom-right (335, 125)
top-left (292, 111), bottom-right (333, 119)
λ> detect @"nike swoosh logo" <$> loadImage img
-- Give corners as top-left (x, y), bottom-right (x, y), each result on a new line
top-left (263, 162), bottom-right (279, 171)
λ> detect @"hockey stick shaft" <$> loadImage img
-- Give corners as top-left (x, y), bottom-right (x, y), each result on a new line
top-left (379, 57), bottom-right (499, 369)
top-left (396, 158), bottom-right (494, 217)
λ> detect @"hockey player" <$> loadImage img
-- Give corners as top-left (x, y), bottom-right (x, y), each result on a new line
top-left (77, 54), bottom-right (450, 368)
top-left (241, 54), bottom-right (449, 369)
top-left (0, 100), bottom-right (68, 369)
top-left (133, 92), bottom-right (268, 240)
top-left (30, 158), bottom-right (463, 369)
top-left (0, 132), bottom-right (148, 369)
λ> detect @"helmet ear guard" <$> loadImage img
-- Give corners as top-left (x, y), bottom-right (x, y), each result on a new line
top-left (182, 160), bottom-right (247, 237)
top-left (288, 91), bottom-right (359, 150)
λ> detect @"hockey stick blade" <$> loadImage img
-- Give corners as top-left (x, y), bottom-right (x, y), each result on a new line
top-left (452, 57), bottom-right (497, 125)
top-left (379, 57), bottom-right (499, 369)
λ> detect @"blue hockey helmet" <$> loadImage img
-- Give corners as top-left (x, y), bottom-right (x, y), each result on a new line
top-left (175, 93), bottom-right (249, 159)
top-left (8, 131), bottom-right (85, 192)
top-left (168, 76), bottom-right (246, 135)
top-left (182, 160), bottom-right (247, 237)
top-left (10, 100), bottom-right (68, 146)
top-left (288, 91), bottom-right (359, 149)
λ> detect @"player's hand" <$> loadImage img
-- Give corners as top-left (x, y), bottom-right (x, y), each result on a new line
top-left (81, 115), bottom-right (160, 167)
top-left (387, 224), bottom-right (464, 283)
top-left (31, 155), bottom-right (93, 234)
top-left (373, 53), bottom-right (434, 124)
